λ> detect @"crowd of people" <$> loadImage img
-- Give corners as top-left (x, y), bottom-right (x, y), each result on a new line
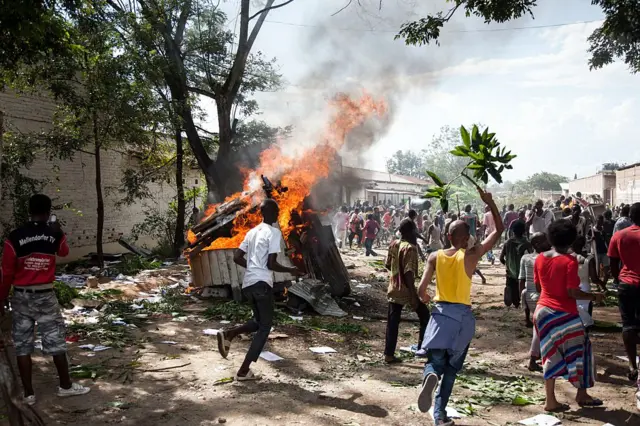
top-left (3, 192), bottom-right (640, 424)
top-left (331, 194), bottom-right (640, 423)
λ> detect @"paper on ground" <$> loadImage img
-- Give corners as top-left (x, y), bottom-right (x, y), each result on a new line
top-left (160, 341), bottom-right (177, 345)
top-left (353, 316), bottom-right (364, 320)
top-left (309, 346), bottom-right (337, 354)
top-left (602, 423), bottom-right (616, 426)
top-left (518, 414), bottom-right (562, 426)
top-left (399, 346), bottom-right (415, 353)
top-left (94, 345), bottom-right (111, 352)
top-left (203, 329), bottom-right (219, 336)
top-left (220, 320), bottom-right (231, 324)
top-left (428, 406), bottom-right (465, 419)
top-left (355, 284), bottom-right (371, 289)
top-left (260, 351), bottom-right (284, 361)
top-left (289, 316), bottom-right (303, 321)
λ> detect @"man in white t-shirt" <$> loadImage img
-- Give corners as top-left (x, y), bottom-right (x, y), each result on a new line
top-left (527, 199), bottom-right (554, 234)
top-left (217, 199), bottom-right (302, 381)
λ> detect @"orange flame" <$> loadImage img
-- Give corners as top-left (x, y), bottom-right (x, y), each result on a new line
top-left (190, 92), bottom-right (387, 250)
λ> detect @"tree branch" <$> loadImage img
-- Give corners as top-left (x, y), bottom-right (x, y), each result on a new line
top-left (331, 0), bottom-right (353, 16)
top-left (248, 0), bottom-right (295, 21)
top-left (186, 85), bottom-right (218, 99)
top-left (174, 0), bottom-right (192, 46)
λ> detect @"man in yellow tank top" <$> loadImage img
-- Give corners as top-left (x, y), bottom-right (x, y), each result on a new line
top-left (416, 189), bottom-right (504, 426)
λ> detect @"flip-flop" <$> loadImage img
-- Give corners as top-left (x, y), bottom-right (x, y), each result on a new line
top-left (546, 403), bottom-right (571, 413)
top-left (234, 370), bottom-right (262, 382)
top-left (578, 398), bottom-right (604, 407)
top-left (216, 331), bottom-right (231, 359)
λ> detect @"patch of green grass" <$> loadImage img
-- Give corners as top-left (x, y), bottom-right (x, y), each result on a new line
top-left (203, 301), bottom-right (293, 325)
top-left (112, 256), bottom-right (162, 276)
top-left (302, 317), bottom-right (368, 335)
top-left (453, 373), bottom-right (544, 415)
top-left (54, 281), bottom-right (79, 305)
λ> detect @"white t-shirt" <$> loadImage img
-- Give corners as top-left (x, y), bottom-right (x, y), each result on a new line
top-left (239, 222), bottom-right (283, 288)
top-left (530, 210), bottom-right (553, 234)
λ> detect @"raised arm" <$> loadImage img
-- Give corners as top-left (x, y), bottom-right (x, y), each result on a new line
top-left (469, 189), bottom-right (504, 261)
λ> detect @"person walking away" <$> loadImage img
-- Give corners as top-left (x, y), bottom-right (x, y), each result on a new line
top-left (534, 220), bottom-right (604, 411)
top-left (0, 194), bottom-right (90, 405)
top-left (482, 205), bottom-right (497, 265)
top-left (570, 236), bottom-right (604, 328)
top-left (528, 199), bottom-right (554, 234)
top-left (461, 204), bottom-right (478, 238)
top-left (408, 210), bottom-right (428, 261)
top-left (384, 219), bottom-right (431, 364)
top-left (503, 204), bottom-right (519, 240)
top-left (426, 218), bottom-right (443, 254)
top-left (332, 206), bottom-right (349, 248)
top-left (607, 202), bottom-right (640, 404)
top-left (500, 220), bottom-right (532, 308)
top-left (218, 199), bottom-right (303, 380)
top-left (416, 188), bottom-right (503, 425)
top-left (519, 232), bottom-right (552, 371)
top-left (348, 208), bottom-right (364, 248)
top-left (614, 204), bottom-right (633, 234)
top-left (363, 214), bottom-right (380, 257)
top-left (591, 215), bottom-right (610, 289)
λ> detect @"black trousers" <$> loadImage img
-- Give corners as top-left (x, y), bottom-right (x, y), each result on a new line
top-left (384, 302), bottom-right (431, 356)
top-left (241, 282), bottom-right (274, 363)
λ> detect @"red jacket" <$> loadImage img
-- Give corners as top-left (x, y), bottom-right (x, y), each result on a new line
top-left (1, 221), bottom-right (69, 300)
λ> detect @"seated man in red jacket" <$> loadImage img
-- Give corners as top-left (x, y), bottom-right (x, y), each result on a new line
top-left (0, 194), bottom-right (90, 405)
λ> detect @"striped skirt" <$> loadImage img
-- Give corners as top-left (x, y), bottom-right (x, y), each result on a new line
top-left (534, 305), bottom-right (594, 389)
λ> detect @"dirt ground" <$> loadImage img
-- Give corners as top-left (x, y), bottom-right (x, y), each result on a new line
top-left (2, 247), bottom-right (640, 426)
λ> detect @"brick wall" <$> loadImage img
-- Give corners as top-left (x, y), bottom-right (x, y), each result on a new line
top-left (1, 90), bottom-right (202, 261)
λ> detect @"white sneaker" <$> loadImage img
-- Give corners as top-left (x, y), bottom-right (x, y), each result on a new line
top-left (636, 391), bottom-right (640, 411)
top-left (57, 383), bottom-right (91, 397)
top-left (23, 395), bottom-right (36, 406)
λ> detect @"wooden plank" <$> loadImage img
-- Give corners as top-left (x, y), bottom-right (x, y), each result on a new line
top-left (226, 250), bottom-right (239, 286)
top-left (200, 251), bottom-right (212, 287)
top-left (191, 254), bottom-right (205, 287)
top-left (210, 250), bottom-right (222, 285)
top-left (218, 249), bottom-right (231, 285)
top-left (237, 263), bottom-right (245, 286)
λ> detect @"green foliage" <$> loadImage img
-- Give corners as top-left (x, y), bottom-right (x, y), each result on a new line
top-left (130, 186), bottom-right (205, 254)
top-left (396, 0), bottom-right (537, 46)
top-left (454, 372), bottom-right (544, 413)
top-left (396, 0), bottom-right (640, 74)
top-left (518, 172), bottom-right (568, 192)
top-left (78, 289), bottom-right (125, 301)
top-left (424, 125), bottom-right (516, 212)
top-left (302, 317), bottom-right (368, 335)
top-left (54, 281), bottom-right (80, 305)
top-left (203, 301), bottom-right (294, 325)
top-left (112, 256), bottom-right (162, 276)
top-left (385, 150), bottom-right (427, 178)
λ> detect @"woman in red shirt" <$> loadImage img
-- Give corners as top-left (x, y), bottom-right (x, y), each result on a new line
top-left (534, 220), bottom-right (604, 412)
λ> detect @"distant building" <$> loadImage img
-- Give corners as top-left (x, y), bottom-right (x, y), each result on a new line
top-left (568, 171), bottom-right (616, 204)
top-left (614, 163), bottom-right (640, 205)
top-left (339, 167), bottom-right (429, 206)
top-left (533, 189), bottom-right (565, 201)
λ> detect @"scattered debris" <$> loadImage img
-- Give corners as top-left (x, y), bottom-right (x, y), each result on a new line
top-left (309, 346), bottom-right (337, 354)
top-left (159, 341), bottom-right (177, 345)
top-left (213, 377), bottom-right (234, 386)
top-left (288, 279), bottom-right (347, 317)
top-left (260, 351), bottom-right (284, 361)
top-left (518, 414), bottom-right (561, 426)
top-left (355, 284), bottom-right (371, 289)
top-left (203, 329), bottom-right (219, 336)
top-left (428, 406), bottom-right (465, 420)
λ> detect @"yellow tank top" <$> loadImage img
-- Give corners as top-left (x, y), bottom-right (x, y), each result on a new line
top-left (434, 249), bottom-right (472, 306)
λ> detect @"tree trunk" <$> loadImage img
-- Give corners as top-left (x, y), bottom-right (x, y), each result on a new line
top-left (93, 114), bottom-right (105, 270)
top-left (0, 111), bottom-right (4, 205)
top-left (173, 128), bottom-right (185, 257)
top-left (214, 97), bottom-right (235, 198)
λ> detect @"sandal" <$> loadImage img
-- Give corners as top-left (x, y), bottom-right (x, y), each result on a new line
top-left (234, 370), bottom-right (262, 382)
top-left (216, 331), bottom-right (231, 359)
top-left (545, 403), bottom-right (571, 413)
top-left (578, 398), bottom-right (603, 407)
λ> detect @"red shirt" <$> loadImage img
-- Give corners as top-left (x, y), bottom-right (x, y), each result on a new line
top-left (364, 219), bottom-right (380, 240)
top-left (1, 221), bottom-right (69, 300)
top-left (534, 252), bottom-right (580, 314)
top-left (608, 224), bottom-right (640, 285)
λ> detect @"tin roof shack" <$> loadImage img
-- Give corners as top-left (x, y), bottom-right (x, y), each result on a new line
top-left (568, 171), bottom-right (616, 204)
top-left (340, 167), bottom-right (430, 206)
top-left (615, 163), bottom-right (640, 205)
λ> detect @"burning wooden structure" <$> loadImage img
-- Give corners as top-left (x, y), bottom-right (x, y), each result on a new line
top-left (185, 92), bottom-right (388, 301)
top-left (187, 177), bottom-right (351, 300)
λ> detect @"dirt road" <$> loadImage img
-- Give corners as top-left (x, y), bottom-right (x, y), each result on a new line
top-left (3, 249), bottom-right (640, 425)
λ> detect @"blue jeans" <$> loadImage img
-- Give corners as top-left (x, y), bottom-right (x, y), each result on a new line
top-left (423, 345), bottom-right (470, 421)
top-left (486, 249), bottom-right (494, 263)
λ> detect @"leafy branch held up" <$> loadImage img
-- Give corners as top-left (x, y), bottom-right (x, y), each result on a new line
top-left (424, 125), bottom-right (516, 212)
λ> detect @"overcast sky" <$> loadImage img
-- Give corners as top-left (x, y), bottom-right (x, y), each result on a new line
top-left (206, 0), bottom-right (640, 182)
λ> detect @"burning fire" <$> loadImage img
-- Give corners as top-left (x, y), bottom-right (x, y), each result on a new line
top-left (188, 92), bottom-right (387, 250)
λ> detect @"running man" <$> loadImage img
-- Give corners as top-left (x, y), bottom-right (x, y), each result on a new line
top-left (416, 189), bottom-right (503, 425)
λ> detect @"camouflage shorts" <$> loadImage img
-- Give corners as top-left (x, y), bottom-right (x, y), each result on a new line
top-left (11, 290), bottom-right (67, 356)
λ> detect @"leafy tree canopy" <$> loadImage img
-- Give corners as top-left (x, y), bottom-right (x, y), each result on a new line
top-left (393, 0), bottom-right (640, 73)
